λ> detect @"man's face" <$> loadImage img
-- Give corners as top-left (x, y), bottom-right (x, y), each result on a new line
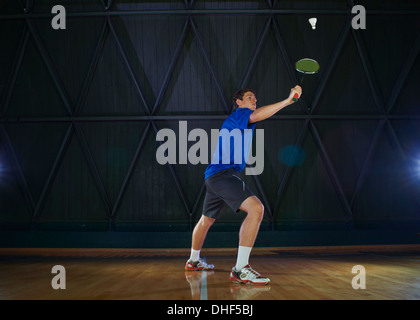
top-left (237, 91), bottom-right (257, 111)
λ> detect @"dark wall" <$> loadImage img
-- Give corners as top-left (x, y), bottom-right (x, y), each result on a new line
top-left (1, 1), bottom-right (420, 247)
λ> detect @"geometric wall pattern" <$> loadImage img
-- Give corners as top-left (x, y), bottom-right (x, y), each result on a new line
top-left (1, 0), bottom-right (420, 234)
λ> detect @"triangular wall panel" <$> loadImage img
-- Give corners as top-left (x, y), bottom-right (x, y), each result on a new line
top-left (195, 14), bottom-right (269, 104)
top-left (391, 53), bottom-right (420, 115)
top-left (79, 121), bottom-right (149, 208)
top-left (315, 34), bottom-right (379, 115)
top-left (274, 125), bottom-right (348, 226)
top-left (353, 125), bottom-right (420, 224)
top-left (39, 129), bottom-right (110, 229)
top-left (361, 15), bottom-right (420, 103)
top-left (312, 120), bottom-right (379, 204)
top-left (111, 15), bottom-right (187, 109)
top-left (4, 122), bottom-right (69, 204)
top-left (116, 127), bottom-right (189, 228)
top-left (0, 127), bottom-right (32, 228)
top-left (0, 19), bottom-right (25, 107)
top-left (33, 17), bottom-right (106, 109)
top-left (6, 38), bottom-right (69, 117)
top-left (158, 27), bottom-right (227, 114)
top-left (81, 27), bottom-right (149, 116)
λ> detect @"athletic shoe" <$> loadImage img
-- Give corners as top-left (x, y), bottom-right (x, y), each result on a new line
top-left (185, 258), bottom-right (214, 271)
top-left (229, 265), bottom-right (270, 285)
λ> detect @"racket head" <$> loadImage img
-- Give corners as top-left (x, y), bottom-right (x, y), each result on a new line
top-left (295, 58), bottom-right (320, 74)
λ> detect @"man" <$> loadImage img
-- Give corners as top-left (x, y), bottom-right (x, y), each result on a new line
top-left (185, 86), bottom-right (302, 285)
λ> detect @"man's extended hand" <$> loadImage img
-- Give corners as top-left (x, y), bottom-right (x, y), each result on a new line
top-left (289, 85), bottom-right (302, 102)
top-left (249, 86), bottom-right (304, 123)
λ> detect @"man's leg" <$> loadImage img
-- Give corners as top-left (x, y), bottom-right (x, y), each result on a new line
top-left (192, 215), bottom-right (215, 251)
top-left (185, 215), bottom-right (215, 271)
top-left (229, 196), bottom-right (270, 285)
top-left (238, 195), bottom-right (264, 248)
top-left (234, 196), bottom-right (264, 269)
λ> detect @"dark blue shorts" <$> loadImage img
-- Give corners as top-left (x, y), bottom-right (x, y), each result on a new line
top-left (202, 168), bottom-right (255, 220)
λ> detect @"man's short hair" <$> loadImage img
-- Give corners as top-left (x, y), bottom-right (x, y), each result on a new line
top-left (232, 88), bottom-right (256, 112)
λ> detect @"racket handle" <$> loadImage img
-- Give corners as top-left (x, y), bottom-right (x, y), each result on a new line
top-left (292, 92), bottom-right (299, 102)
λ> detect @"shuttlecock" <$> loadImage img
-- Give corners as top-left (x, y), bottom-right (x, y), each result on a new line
top-left (309, 17), bottom-right (317, 30)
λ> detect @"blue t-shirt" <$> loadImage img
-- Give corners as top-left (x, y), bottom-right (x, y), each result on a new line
top-left (204, 107), bottom-right (257, 179)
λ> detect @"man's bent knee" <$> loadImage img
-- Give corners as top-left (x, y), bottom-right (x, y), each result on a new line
top-left (240, 196), bottom-right (264, 221)
top-left (254, 202), bottom-right (264, 221)
top-left (199, 215), bottom-right (216, 228)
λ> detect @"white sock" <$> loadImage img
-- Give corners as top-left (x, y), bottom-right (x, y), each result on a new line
top-left (190, 249), bottom-right (201, 261)
top-left (235, 246), bottom-right (252, 270)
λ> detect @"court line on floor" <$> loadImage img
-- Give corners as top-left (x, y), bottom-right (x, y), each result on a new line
top-left (200, 257), bottom-right (208, 300)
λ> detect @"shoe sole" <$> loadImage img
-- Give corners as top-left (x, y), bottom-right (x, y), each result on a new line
top-left (185, 267), bottom-right (206, 271)
top-left (229, 273), bottom-right (270, 285)
top-left (185, 264), bottom-right (213, 271)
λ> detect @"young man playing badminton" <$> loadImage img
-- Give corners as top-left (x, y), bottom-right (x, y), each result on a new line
top-left (185, 85), bottom-right (302, 285)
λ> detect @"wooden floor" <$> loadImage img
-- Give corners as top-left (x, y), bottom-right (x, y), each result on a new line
top-left (1, 245), bottom-right (420, 300)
